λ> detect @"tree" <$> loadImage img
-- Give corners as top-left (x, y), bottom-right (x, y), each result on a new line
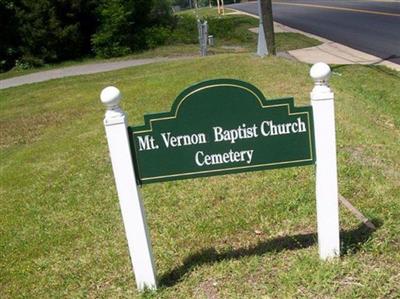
top-left (15, 0), bottom-right (99, 65)
top-left (150, 0), bottom-right (174, 26)
top-left (1, 0), bottom-right (176, 69)
top-left (92, 0), bottom-right (175, 57)
top-left (259, 0), bottom-right (276, 55)
top-left (0, 0), bottom-right (20, 71)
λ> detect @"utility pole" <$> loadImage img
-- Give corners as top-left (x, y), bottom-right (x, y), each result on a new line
top-left (259, 0), bottom-right (276, 55)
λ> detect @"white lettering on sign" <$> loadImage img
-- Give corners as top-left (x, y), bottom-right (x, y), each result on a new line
top-left (261, 117), bottom-right (306, 136)
top-left (136, 118), bottom-right (308, 165)
top-left (161, 132), bottom-right (207, 148)
top-left (195, 149), bottom-right (254, 166)
top-left (213, 124), bottom-right (258, 144)
top-left (137, 135), bottom-right (159, 151)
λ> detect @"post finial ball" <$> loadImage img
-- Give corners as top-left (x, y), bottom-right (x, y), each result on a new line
top-left (310, 62), bottom-right (331, 82)
top-left (101, 86), bottom-right (121, 108)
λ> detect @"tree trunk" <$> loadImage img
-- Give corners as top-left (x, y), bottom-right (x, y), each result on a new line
top-left (260, 0), bottom-right (276, 55)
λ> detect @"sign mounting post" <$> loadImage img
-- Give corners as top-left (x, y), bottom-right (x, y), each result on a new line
top-left (310, 62), bottom-right (340, 259)
top-left (101, 87), bottom-right (157, 290)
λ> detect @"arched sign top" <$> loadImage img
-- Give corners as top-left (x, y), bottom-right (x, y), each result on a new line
top-left (129, 79), bottom-right (315, 184)
top-left (171, 78), bottom-right (266, 112)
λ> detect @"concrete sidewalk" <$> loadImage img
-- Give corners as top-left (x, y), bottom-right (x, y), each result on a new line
top-left (0, 56), bottom-right (193, 90)
top-left (232, 10), bottom-right (399, 71)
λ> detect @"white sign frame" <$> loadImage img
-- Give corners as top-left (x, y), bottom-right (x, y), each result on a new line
top-left (100, 62), bottom-right (340, 291)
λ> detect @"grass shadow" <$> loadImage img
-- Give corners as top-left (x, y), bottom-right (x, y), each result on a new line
top-left (159, 219), bottom-right (381, 287)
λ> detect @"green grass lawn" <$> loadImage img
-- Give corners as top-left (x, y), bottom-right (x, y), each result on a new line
top-left (1, 54), bottom-right (399, 298)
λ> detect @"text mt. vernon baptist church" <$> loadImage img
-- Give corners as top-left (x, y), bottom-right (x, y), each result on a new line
top-left (136, 117), bottom-right (307, 167)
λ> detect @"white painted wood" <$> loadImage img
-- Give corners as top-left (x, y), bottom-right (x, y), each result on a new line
top-left (101, 86), bottom-right (157, 290)
top-left (310, 63), bottom-right (340, 260)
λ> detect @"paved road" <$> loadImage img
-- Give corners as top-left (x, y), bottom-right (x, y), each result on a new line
top-left (229, 0), bottom-right (400, 64)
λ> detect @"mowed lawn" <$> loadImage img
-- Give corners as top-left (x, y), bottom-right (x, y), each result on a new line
top-left (1, 54), bottom-right (399, 298)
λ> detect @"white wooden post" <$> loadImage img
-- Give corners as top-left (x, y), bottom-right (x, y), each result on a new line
top-left (310, 63), bottom-right (340, 260)
top-left (100, 86), bottom-right (157, 290)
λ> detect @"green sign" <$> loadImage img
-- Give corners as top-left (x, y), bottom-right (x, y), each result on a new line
top-left (129, 79), bottom-right (315, 184)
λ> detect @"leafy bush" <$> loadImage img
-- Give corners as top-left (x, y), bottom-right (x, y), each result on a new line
top-left (206, 16), bottom-right (258, 43)
top-left (16, 0), bottom-right (98, 65)
top-left (0, 0), bottom-right (176, 70)
top-left (91, 0), bottom-right (137, 58)
top-left (151, 0), bottom-right (175, 27)
top-left (144, 27), bottom-right (173, 49)
top-left (168, 14), bottom-right (258, 46)
top-left (92, 0), bottom-right (176, 57)
top-left (14, 56), bottom-right (44, 70)
top-left (169, 15), bottom-right (198, 44)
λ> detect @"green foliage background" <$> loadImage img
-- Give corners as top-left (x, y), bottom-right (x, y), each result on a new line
top-left (0, 0), bottom-right (176, 71)
top-left (92, 0), bottom-right (175, 58)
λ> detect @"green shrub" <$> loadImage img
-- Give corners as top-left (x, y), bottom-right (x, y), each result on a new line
top-left (206, 16), bottom-right (258, 43)
top-left (169, 15), bottom-right (198, 44)
top-left (16, 0), bottom-right (98, 65)
top-left (14, 55), bottom-right (44, 70)
top-left (0, 0), bottom-right (176, 69)
top-left (92, 0), bottom-right (175, 57)
top-left (91, 0), bottom-right (136, 58)
top-left (169, 14), bottom-right (258, 46)
top-left (144, 27), bottom-right (173, 49)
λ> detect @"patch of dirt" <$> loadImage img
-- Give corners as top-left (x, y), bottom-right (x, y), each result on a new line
top-left (0, 109), bottom-right (86, 149)
top-left (197, 279), bottom-right (219, 299)
top-left (343, 145), bottom-right (400, 184)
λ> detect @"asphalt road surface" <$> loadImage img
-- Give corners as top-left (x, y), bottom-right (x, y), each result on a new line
top-left (229, 0), bottom-right (400, 64)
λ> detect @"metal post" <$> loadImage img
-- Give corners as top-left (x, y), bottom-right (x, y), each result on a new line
top-left (100, 86), bottom-right (157, 290)
top-left (203, 21), bottom-right (208, 54)
top-left (310, 63), bottom-right (340, 260)
top-left (197, 20), bottom-right (202, 56)
top-left (198, 20), bottom-right (208, 56)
